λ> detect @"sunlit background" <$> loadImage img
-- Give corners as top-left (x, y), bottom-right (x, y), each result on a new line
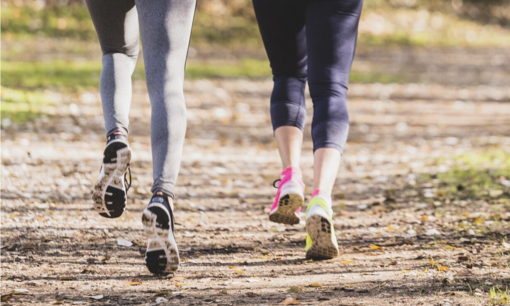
top-left (2, 1), bottom-right (510, 305)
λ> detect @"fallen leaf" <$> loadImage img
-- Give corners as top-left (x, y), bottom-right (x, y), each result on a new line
top-left (228, 265), bottom-right (240, 269)
top-left (387, 225), bottom-right (396, 230)
top-left (288, 286), bottom-right (302, 293)
top-left (473, 218), bottom-right (485, 225)
top-left (309, 283), bottom-right (322, 287)
top-left (90, 294), bottom-right (103, 300)
top-left (342, 285), bottom-right (355, 291)
top-left (53, 301), bottom-right (65, 305)
top-left (438, 266), bottom-right (449, 271)
top-left (234, 270), bottom-right (245, 274)
top-left (502, 241), bottom-right (510, 249)
top-left (341, 260), bottom-right (354, 265)
top-left (1, 293), bottom-right (13, 302)
top-left (22, 243), bottom-right (36, 250)
top-left (445, 245), bottom-right (456, 250)
top-left (175, 283), bottom-right (188, 288)
top-left (282, 297), bottom-right (301, 305)
top-left (59, 276), bottom-right (75, 281)
top-left (154, 291), bottom-right (169, 296)
top-left (420, 215), bottom-right (429, 221)
top-left (219, 289), bottom-right (228, 295)
top-left (129, 278), bottom-right (142, 286)
top-left (370, 244), bottom-right (383, 251)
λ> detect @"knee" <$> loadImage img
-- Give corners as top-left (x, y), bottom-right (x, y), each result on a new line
top-left (102, 41), bottom-right (139, 63)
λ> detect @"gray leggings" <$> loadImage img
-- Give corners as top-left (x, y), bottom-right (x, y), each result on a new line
top-left (86, 0), bottom-right (196, 198)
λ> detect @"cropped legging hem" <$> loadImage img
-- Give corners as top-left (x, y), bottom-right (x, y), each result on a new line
top-left (314, 142), bottom-right (344, 154)
top-left (151, 184), bottom-right (176, 200)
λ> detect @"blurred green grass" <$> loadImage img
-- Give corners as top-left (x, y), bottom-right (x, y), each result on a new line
top-left (420, 150), bottom-right (510, 201)
top-left (1, 59), bottom-right (403, 90)
top-left (0, 59), bottom-right (401, 123)
top-left (1, 87), bottom-right (55, 123)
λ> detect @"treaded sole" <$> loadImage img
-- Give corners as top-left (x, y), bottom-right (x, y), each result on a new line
top-left (92, 145), bottom-right (131, 218)
top-left (142, 206), bottom-right (180, 274)
top-left (305, 215), bottom-right (339, 260)
top-left (269, 193), bottom-right (304, 225)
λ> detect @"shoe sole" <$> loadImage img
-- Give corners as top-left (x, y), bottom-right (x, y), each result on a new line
top-left (269, 193), bottom-right (303, 225)
top-left (305, 215), bottom-right (339, 260)
top-left (142, 205), bottom-right (180, 274)
top-left (92, 144), bottom-right (131, 218)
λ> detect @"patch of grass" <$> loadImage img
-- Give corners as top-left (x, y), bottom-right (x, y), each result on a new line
top-left (185, 59), bottom-right (270, 79)
top-left (489, 286), bottom-right (509, 306)
top-left (2, 60), bottom-right (103, 90)
top-left (421, 150), bottom-right (510, 200)
top-left (1, 61), bottom-right (147, 91)
top-left (2, 59), bottom-right (403, 92)
top-left (1, 87), bottom-right (54, 123)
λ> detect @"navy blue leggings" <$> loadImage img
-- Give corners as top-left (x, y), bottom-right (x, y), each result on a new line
top-left (252, 0), bottom-right (363, 153)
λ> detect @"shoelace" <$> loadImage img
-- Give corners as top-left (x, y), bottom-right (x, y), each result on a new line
top-left (124, 165), bottom-right (132, 192)
top-left (272, 179), bottom-right (281, 189)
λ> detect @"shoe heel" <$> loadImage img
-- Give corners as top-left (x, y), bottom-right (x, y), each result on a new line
top-left (269, 193), bottom-right (303, 225)
top-left (305, 215), bottom-right (339, 260)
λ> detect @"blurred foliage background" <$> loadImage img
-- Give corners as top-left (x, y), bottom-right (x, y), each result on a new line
top-left (2, 0), bottom-right (510, 47)
top-left (2, 0), bottom-right (510, 123)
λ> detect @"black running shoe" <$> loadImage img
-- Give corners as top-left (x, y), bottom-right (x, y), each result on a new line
top-left (92, 134), bottom-right (131, 218)
top-left (142, 194), bottom-right (180, 274)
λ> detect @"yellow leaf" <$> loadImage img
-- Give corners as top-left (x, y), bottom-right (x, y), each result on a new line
top-left (129, 278), bottom-right (142, 286)
top-left (370, 244), bottom-right (383, 250)
top-left (234, 270), bottom-right (245, 274)
top-left (438, 266), bottom-right (449, 271)
top-left (420, 216), bottom-right (429, 221)
top-left (1, 294), bottom-right (13, 302)
top-left (282, 297), bottom-right (301, 305)
top-left (309, 283), bottom-right (322, 287)
top-left (473, 217), bottom-right (485, 225)
top-left (288, 286), bottom-right (302, 293)
top-left (402, 269), bottom-right (411, 273)
top-left (341, 260), bottom-right (354, 265)
top-left (175, 283), bottom-right (188, 287)
top-left (445, 245), bottom-right (456, 250)
top-left (219, 289), bottom-right (228, 295)
top-left (255, 255), bottom-right (269, 259)
top-left (228, 266), bottom-right (240, 269)
top-left (387, 225), bottom-right (396, 230)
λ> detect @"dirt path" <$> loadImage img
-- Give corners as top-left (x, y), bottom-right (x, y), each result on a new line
top-left (2, 73), bottom-right (510, 305)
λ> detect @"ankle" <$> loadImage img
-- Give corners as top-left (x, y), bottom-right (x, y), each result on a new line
top-left (106, 128), bottom-right (128, 143)
top-left (312, 189), bottom-right (331, 199)
top-left (282, 166), bottom-right (301, 176)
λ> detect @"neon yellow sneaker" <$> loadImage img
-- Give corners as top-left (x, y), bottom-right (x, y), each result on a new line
top-left (305, 190), bottom-right (339, 260)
